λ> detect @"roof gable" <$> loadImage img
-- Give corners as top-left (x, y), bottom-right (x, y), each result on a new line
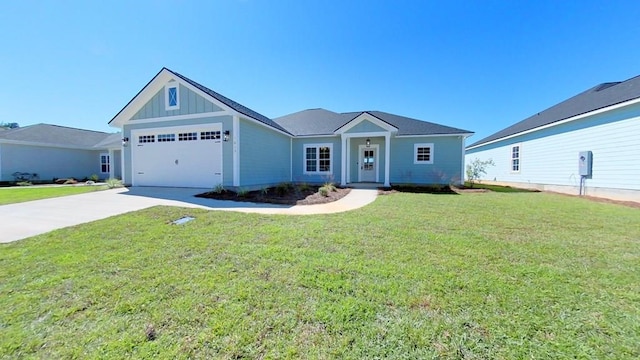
top-left (109, 68), bottom-right (290, 134)
top-left (336, 112), bottom-right (398, 134)
top-left (468, 74), bottom-right (640, 148)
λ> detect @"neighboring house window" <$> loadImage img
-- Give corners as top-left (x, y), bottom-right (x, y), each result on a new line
top-left (511, 145), bottom-right (521, 172)
top-left (414, 143), bottom-right (434, 164)
top-left (158, 134), bottom-right (175, 142)
top-left (201, 131), bottom-right (221, 140)
top-left (178, 132), bottom-right (197, 141)
top-left (139, 135), bottom-right (155, 143)
top-left (304, 144), bottom-right (332, 174)
top-left (165, 83), bottom-right (180, 110)
top-left (100, 153), bottom-right (110, 174)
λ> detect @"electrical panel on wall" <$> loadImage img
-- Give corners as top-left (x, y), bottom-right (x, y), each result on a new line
top-left (578, 151), bottom-right (593, 177)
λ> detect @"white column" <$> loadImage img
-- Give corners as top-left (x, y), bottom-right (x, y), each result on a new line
top-left (384, 133), bottom-right (391, 187)
top-left (340, 134), bottom-right (347, 186)
top-left (232, 115), bottom-right (240, 187)
top-left (108, 149), bottom-right (115, 180)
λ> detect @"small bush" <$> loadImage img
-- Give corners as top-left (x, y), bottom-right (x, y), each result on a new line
top-left (212, 184), bottom-right (225, 194)
top-left (106, 178), bottom-right (123, 189)
top-left (298, 182), bottom-right (311, 192)
top-left (16, 181), bottom-right (32, 186)
top-left (237, 188), bottom-right (248, 197)
top-left (260, 187), bottom-right (269, 196)
top-left (319, 186), bottom-right (330, 197)
top-left (322, 182), bottom-right (337, 192)
top-left (90, 174), bottom-right (99, 182)
top-left (275, 182), bottom-right (293, 196)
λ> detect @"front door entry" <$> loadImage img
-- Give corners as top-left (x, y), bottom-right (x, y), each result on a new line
top-left (359, 145), bottom-right (377, 182)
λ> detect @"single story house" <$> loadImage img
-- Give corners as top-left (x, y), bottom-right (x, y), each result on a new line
top-left (108, 68), bottom-right (473, 189)
top-left (466, 75), bottom-right (640, 202)
top-left (0, 124), bottom-right (122, 183)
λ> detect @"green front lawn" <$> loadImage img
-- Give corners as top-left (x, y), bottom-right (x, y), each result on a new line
top-left (1, 192), bottom-right (638, 358)
top-left (0, 185), bottom-right (108, 205)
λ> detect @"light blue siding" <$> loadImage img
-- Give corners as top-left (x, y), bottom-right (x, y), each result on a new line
top-left (121, 115), bottom-right (233, 186)
top-left (345, 120), bottom-right (387, 134)
top-left (0, 143), bottom-right (103, 181)
top-left (131, 84), bottom-right (223, 120)
top-left (112, 150), bottom-right (122, 179)
top-left (390, 136), bottom-right (464, 185)
top-left (291, 137), bottom-right (342, 184)
top-left (466, 103), bottom-right (640, 192)
top-left (238, 119), bottom-right (291, 188)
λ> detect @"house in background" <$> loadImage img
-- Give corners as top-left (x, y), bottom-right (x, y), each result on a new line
top-left (108, 68), bottom-right (472, 189)
top-left (0, 124), bottom-right (122, 183)
top-left (466, 75), bottom-right (640, 202)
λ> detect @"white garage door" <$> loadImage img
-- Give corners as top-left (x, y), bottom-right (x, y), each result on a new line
top-left (131, 124), bottom-right (223, 188)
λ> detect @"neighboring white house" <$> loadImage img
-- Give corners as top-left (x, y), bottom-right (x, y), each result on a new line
top-left (466, 75), bottom-right (640, 202)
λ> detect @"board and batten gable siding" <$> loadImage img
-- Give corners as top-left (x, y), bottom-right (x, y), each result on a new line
top-left (345, 120), bottom-right (387, 134)
top-left (349, 136), bottom-right (386, 183)
top-left (238, 118), bottom-right (291, 188)
top-left (121, 115), bottom-right (234, 186)
top-left (390, 136), bottom-right (464, 185)
top-left (131, 84), bottom-right (223, 120)
top-left (291, 137), bottom-right (342, 184)
top-left (465, 102), bottom-right (640, 192)
top-left (0, 143), bottom-right (102, 181)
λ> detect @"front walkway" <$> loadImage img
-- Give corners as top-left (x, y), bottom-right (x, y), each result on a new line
top-left (0, 187), bottom-right (378, 243)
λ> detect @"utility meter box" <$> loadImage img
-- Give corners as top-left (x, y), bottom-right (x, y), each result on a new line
top-left (578, 151), bottom-right (593, 176)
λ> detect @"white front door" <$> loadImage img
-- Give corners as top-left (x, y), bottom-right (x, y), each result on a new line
top-left (358, 144), bottom-right (378, 182)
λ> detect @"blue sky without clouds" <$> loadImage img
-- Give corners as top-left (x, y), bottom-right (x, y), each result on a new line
top-left (1, 0), bottom-right (639, 142)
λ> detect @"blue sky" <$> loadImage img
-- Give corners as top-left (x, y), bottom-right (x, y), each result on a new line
top-left (1, 0), bottom-right (639, 142)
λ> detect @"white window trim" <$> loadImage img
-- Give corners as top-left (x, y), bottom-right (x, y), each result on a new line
top-left (99, 153), bottom-right (110, 174)
top-left (303, 143), bottom-right (333, 175)
top-left (511, 144), bottom-right (521, 173)
top-left (414, 143), bottom-right (434, 164)
top-left (164, 82), bottom-right (180, 111)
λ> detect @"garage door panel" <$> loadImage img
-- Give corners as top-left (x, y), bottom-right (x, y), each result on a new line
top-left (131, 125), bottom-right (222, 188)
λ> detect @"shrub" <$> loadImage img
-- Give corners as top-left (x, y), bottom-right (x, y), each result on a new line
top-left (298, 182), bottom-right (311, 192)
top-left (106, 178), bottom-right (123, 189)
top-left (90, 174), bottom-right (99, 182)
top-left (466, 158), bottom-right (495, 188)
top-left (237, 188), bottom-right (248, 197)
top-left (275, 182), bottom-right (293, 196)
top-left (322, 182), bottom-right (337, 192)
top-left (212, 184), bottom-right (225, 194)
top-left (260, 187), bottom-right (269, 196)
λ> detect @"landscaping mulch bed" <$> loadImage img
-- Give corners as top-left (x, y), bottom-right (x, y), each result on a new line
top-left (196, 185), bottom-right (351, 205)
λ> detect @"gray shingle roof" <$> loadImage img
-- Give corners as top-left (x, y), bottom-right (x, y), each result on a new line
top-left (0, 124), bottom-right (113, 148)
top-left (468, 75), bottom-right (640, 148)
top-left (166, 68), bottom-right (291, 134)
top-left (274, 109), bottom-right (472, 136)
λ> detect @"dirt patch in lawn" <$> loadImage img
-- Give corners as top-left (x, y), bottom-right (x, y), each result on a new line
top-left (196, 185), bottom-right (351, 206)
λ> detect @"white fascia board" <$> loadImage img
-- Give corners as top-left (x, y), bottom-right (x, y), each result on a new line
top-left (395, 132), bottom-right (474, 138)
top-left (466, 96), bottom-right (640, 151)
top-left (118, 111), bottom-right (231, 126)
top-left (292, 134), bottom-right (337, 139)
top-left (0, 139), bottom-right (100, 150)
top-left (341, 131), bottom-right (392, 139)
top-left (335, 112), bottom-right (398, 134)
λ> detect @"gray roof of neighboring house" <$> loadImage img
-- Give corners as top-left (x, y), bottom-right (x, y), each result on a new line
top-left (0, 124), bottom-right (113, 149)
top-left (274, 108), bottom-right (472, 136)
top-left (93, 132), bottom-right (123, 149)
top-left (468, 74), bottom-right (640, 148)
top-left (166, 68), bottom-right (291, 134)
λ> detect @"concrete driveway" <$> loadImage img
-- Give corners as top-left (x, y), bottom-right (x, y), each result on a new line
top-left (0, 187), bottom-right (377, 243)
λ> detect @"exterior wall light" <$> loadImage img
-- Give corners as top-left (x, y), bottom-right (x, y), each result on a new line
top-left (223, 130), bottom-right (230, 142)
top-left (366, 138), bottom-right (371, 147)
top-left (122, 137), bottom-right (129, 147)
